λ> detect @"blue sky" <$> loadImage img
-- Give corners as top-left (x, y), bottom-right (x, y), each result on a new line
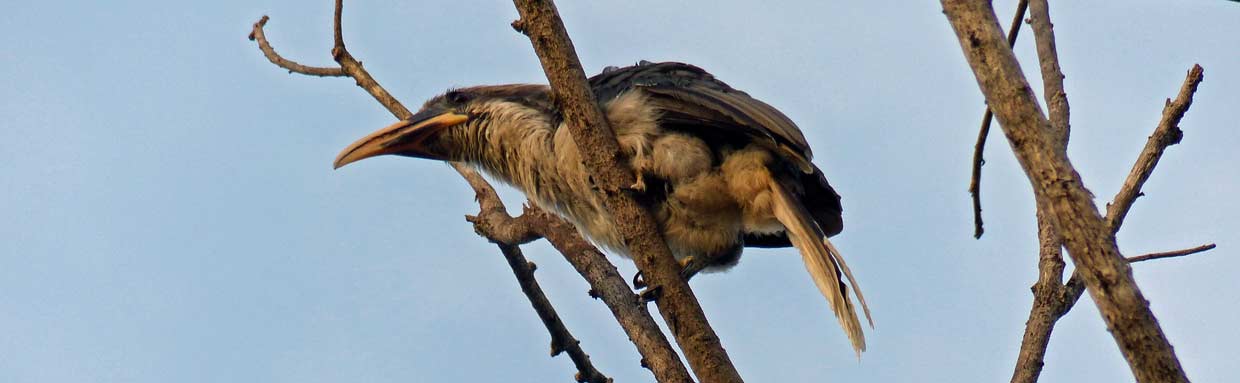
top-left (2, 1), bottom-right (1237, 382)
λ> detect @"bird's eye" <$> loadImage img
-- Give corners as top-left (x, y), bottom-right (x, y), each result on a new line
top-left (446, 91), bottom-right (472, 104)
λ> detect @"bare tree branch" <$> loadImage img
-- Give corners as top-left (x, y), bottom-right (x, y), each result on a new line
top-left (520, 206), bottom-right (696, 383)
top-left (1009, 1), bottom-right (1073, 381)
top-left (1106, 65), bottom-right (1205, 229)
top-left (509, 1), bottom-right (742, 382)
top-left (970, 0), bottom-right (1028, 239)
top-left (1028, 0), bottom-right (1070, 140)
top-left (1128, 243), bottom-right (1216, 263)
top-left (941, 1), bottom-right (1191, 381)
top-left (967, 0), bottom-right (1026, 236)
top-left (461, 168), bottom-right (695, 383)
top-left (1010, 211), bottom-right (1068, 383)
top-left (248, 16), bottom-right (346, 77)
top-left (459, 167), bottom-right (612, 383)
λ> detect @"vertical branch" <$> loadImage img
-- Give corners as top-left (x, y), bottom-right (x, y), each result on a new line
top-left (509, 1), bottom-right (743, 382)
top-left (941, 1), bottom-right (1189, 382)
top-left (1010, 211), bottom-right (1067, 383)
top-left (1027, 0), bottom-right (1070, 141)
top-left (1009, 1), bottom-right (1071, 382)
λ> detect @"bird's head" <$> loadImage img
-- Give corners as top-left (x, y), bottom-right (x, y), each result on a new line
top-left (333, 84), bottom-right (550, 169)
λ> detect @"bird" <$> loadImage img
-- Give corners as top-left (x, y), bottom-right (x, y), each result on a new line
top-left (333, 60), bottom-right (873, 354)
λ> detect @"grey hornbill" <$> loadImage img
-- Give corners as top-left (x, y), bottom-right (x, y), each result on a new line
top-left (334, 61), bottom-right (873, 354)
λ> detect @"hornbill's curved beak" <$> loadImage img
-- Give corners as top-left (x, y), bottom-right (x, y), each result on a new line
top-left (333, 109), bottom-right (470, 169)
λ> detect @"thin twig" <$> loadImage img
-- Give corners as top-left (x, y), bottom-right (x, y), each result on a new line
top-left (460, 167), bottom-right (612, 383)
top-left (1106, 65), bottom-right (1205, 229)
top-left (970, 0), bottom-right (1028, 239)
top-left (1063, 243), bottom-right (1217, 307)
top-left (459, 165), bottom-right (694, 382)
top-left (1028, 0), bottom-right (1070, 141)
top-left (248, 16), bottom-right (346, 77)
top-left (1128, 243), bottom-right (1217, 263)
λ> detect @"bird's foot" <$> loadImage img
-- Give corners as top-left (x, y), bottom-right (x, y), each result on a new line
top-left (679, 255), bottom-right (709, 281)
top-left (639, 285), bottom-right (662, 303)
top-left (632, 271), bottom-right (647, 290)
top-left (628, 174), bottom-right (648, 193)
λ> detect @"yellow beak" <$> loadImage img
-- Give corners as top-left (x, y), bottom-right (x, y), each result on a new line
top-left (333, 111), bottom-right (470, 169)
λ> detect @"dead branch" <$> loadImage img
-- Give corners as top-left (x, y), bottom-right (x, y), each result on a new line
top-left (1009, 1), bottom-right (1072, 381)
top-left (520, 206), bottom-right (696, 383)
top-left (249, 16), bottom-right (347, 77)
top-left (247, 4), bottom-right (621, 381)
top-left (459, 167), bottom-right (611, 383)
top-left (970, 0), bottom-right (1028, 239)
top-left (1106, 65), bottom-right (1205, 229)
top-left (1127, 243), bottom-right (1216, 263)
top-left (941, 1), bottom-right (1191, 381)
top-left (1070, 62), bottom-right (1202, 321)
top-left (462, 169), bottom-right (695, 383)
top-left (509, 1), bottom-right (742, 382)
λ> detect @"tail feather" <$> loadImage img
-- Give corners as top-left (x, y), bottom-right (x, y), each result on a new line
top-left (769, 181), bottom-right (870, 356)
top-left (824, 237), bottom-right (873, 328)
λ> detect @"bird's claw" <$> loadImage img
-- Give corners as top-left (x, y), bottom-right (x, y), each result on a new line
top-left (639, 285), bottom-right (662, 303)
top-left (628, 174), bottom-right (648, 193)
top-left (678, 255), bottom-right (708, 281)
top-left (632, 271), bottom-right (647, 290)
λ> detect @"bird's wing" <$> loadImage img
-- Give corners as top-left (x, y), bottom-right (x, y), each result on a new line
top-left (590, 61), bottom-right (815, 173)
top-left (770, 179), bottom-right (872, 356)
top-left (592, 61), bottom-right (844, 243)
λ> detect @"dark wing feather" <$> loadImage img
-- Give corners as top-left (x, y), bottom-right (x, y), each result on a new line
top-left (590, 61), bottom-right (814, 172)
top-left (590, 61), bottom-right (844, 246)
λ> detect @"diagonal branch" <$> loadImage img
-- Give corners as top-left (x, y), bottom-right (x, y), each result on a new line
top-left (1106, 65), bottom-right (1205, 229)
top-left (509, 1), bottom-right (742, 382)
top-left (941, 1), bottom-right (1191, 382)
top-left (460, 167), bottom-right (612, 383)
top-left (970, 0), bottom-right (1028, 239)
top-left (461, 169), bottom-right (694, 383)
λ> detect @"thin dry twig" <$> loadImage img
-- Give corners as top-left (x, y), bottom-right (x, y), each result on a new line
top-left (970, 0), bottom-right (1028, 239)
top-left (247, 4), bottom-right (618, 382)
top-left (459, 167), bottom-right (694, 383)
top-left (248, 16), bottom-right (346, 77)
top-left (510, 0), bottom-right (741, 382)
top-left (460, 167), bottom-right (611, 383)
top-left (1127, 243), bottom-right (1217, 263)
top-left (1106, 65), bottom-right (1205, 229)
